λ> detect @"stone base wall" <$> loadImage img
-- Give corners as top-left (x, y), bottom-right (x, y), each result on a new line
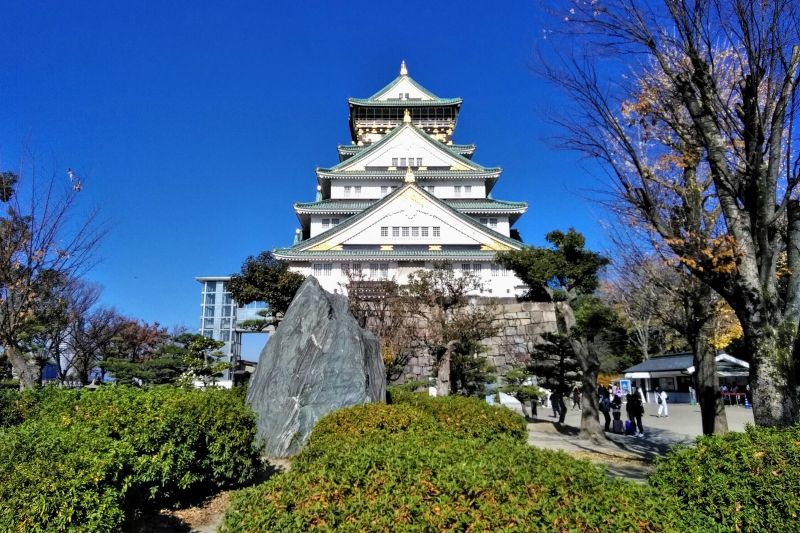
top-left (398, 301), bottom-right (559, 383)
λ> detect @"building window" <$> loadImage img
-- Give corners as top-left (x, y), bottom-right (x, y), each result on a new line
top-left (402, 227), bottom-right (410, 237)
top-left (433, 226), bottom-right (441, 237)
top-left (472, 263), bottom-right (482, 275)
top-left (464, 185), bottom-right (472, 194)
top-left (489, 218), bottom-right (497, 229)
top-left (421, 227), bottom-right (429, 237)
top-left (341, 263), bottom-right (350, 275)
top-left (391, 158), bottom-right (398, 167)
top-left (354, 186), bottom-right (361, 196)
top-left (221, 330), bottom-right (231, 342)
top-left (462, 263), bottom-right (471, 273)
top-left (372, 263), bottom-right (389, 280)
top-left (205, 281), bottom-right (217, 293)
top-left (454, 185), bottom-right (462, 196)
top-left (322, 218), bottom-right (330, 229)
top-left (381, 186), bottom-right (388, 196)
top-left (312, 264), bottom-right (332, 277)
top-left (205, 292), bottom-right (216, 305)
top-left (381, 226), bottom-right (388, 237)
top-left (352, 263), bottom-right (362, 276)
top-left (400, 157), bottom-right (406, 167)
top-left (392, 227), bottom-right (400, 237)
top-left (480, 217), bottom-right (488, 225)
top-left (411, 227), bottom-right (419, 237)
top-left (203, 329), bottom-right (214, 338)
top-left (416, 157), bottom-right (422, 166)
top-left (332, 218), bottom-right (340, 226)
top-left (344, 186), bottom-right (352, 197)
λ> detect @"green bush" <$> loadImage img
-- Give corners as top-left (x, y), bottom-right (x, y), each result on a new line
top-left (650, 423), bottom-right (800, 532)
top-left (391, 389), bottom-right (528, 442)
top-left (0, 386), bottom-right (261, 532)
top-left (222, 399), bottom-right (709, 532)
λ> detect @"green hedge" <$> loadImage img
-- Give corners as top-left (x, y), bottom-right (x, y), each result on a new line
top-left (222, 396), bottom-right (709, 532)
top-left (0, 386), bottom-right (261, 532)
top-left (650, 423), bottom-right (800, 532)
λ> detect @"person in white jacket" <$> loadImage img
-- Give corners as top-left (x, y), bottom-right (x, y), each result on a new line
top-left (657, 388), bottom-right (669, 417)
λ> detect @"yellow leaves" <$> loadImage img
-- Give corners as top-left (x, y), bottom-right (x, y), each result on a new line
top-left (709, 299), bottom-right (743, 350)
top-left (665, 235), bottom-right (741, 275)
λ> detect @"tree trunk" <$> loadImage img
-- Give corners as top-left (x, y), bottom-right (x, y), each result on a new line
top-left (574, 339), bottom-right (606, 442)
top-left (6, 345), bottom-right (42, 389)
top-left (435, 342), bottom-right (455, 397)
top-left (745, 318), bottom-right (800, 426)
top-left (693, 340), bottom-right (728, 435)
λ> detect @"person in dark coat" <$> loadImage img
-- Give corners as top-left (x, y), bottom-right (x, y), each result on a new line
top-left (557, 387), bottom-right (568, 423)
top-left (629, 388), bottom-right (645, 436)
top-left (599, 389), bottom-right (611, 431)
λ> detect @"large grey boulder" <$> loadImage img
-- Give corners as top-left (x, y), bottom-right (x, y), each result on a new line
top-left (246, 276), bottom-right (386, 457)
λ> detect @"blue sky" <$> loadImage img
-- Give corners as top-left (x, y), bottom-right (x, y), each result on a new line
top-left (0, 1), bottom-right (610, 331)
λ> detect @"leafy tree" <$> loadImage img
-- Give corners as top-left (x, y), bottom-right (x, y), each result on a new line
top-left (0, 168), bottom-right (102, 388)
top-left (228, 251), bottom-right (305, 320)
top-left (498, 229), bottom-right (610, 441)
top-left (540, 0), bottom-right (800, 426)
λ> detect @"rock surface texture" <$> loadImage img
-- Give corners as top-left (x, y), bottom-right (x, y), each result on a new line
top-left (246, 276), bottom-right (386, 457)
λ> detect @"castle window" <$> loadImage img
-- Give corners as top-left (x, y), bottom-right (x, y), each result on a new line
top-left (381, 186), bottom-right (388, 196)
top-left (344, 186), bottom-right (352, 197)
top-left (416, 158), bottom-right (422, 166)
top-left (354, 186), bottom-right (361, 196)
top-left (433, 227), bottom-right (441, 237)
top-left (402, 227), bottom-right (410, 237)
top-left (462, 263), bottom-right (471, 273)
top-left (464, 185), bottom-right (472, 194)
top-left (489, 218), bottom-right (497, 229)
top-left (421, 227), bottom-right (429, 237)
top-left (391, 158), bottom-right (398, 167)
top-left (332, 218), bottom-right (340, 226)
top-left (392, 227), bottom-right (400, 237)
top-left (352, 263), bottom-right (362, 276)
top-left (381, 226), bottom-right (388, 237)
top-left (480, 218), bottom-right (488, 225)
top-left (400, 157), bottom-right (406, 167)
top-left (472, 263), bottom-right (482, 275)
top-left (322, 218), bottom-right (330, 229)
top-left (411, 227), bottom-right (419, 237)
top-left (454, 185), bottom-right (462, 196)
top-left (313, 264), bottom-right (332, 277)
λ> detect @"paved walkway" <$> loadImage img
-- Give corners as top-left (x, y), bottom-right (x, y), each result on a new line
top-left (526, 403), bottom-right (754, 481)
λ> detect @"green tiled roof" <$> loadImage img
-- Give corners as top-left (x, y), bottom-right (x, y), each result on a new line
top-left (273, 248), bottom-right (501, 259)
top-left (338, 143), bottom-right (475, 155)
top-left (352, 73), bottom-right (460, 105)
top-left (348, 97), bottom-right (462, 107)
top-left (316, 168), bottom-right (501, 180)
top-left (325, 122), bottom-right (487, 172)
top-left (278, 182), bottom-right (524, 255)
top-left (294, 198), bottom-right (527, 214)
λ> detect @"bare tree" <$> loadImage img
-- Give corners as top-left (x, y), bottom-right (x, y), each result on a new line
top-left (65, 306), bottom-right (127, 384)
top-left (540, 0), bottom-right (800, 426)
top-left (0, 165), bottom-right (103, 388)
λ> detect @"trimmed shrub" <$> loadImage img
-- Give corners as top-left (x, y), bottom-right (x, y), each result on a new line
top-left (0, 386), bottom-right (261, 532)
top-left (650, 423), bottom-right (800, 532)
top-left (222, 399), bottom-right (710, 532)
top-left (391, 389), bottom-right (528, 442)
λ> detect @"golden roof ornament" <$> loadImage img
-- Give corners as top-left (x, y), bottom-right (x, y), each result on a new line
top-left (403, 108), bottom-right (411, 123)
top-left (404, 167), bottom-right (415, 183)
top-left (400, 60), bottom-right (408, 76)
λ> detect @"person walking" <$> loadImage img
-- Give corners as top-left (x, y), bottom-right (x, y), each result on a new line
top-left (599, 390), bottom-right (611, 432)
top-left (630, 388), bottom-right (645, 436)
top-left (572, 387), bottom-right (581, 410)
top-left (557, 387), bottom-right (568, 423)
top-left (550, 391), bottom-right (560, 418)
top-left (657, 387), bottom-right (669, 417)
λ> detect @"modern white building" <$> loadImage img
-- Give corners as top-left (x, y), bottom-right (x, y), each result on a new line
top-left (273, 62), bottom-right (529, 296)
top-left (195, 276), bottom-right (269, 381)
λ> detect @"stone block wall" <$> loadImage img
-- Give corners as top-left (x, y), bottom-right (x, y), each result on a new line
top-left (399, 301), bottom-right (559, 382)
